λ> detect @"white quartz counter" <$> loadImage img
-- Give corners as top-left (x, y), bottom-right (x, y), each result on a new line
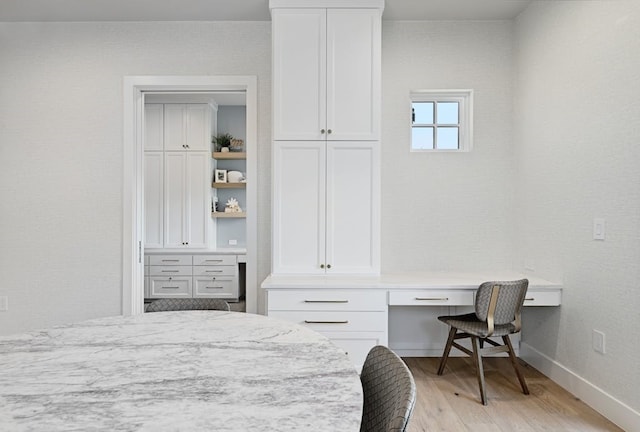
top-left (145, 248), bottom-right (247, 255)
top-left (0, 311), bottom-right (362, 431)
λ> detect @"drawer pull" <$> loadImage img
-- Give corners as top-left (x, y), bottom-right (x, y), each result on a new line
top-left (161, 259), bottom-right (180, 262)
top-left (204, 259), bottom-right (223, 262)
top-left (205, 286), bottom-right (224, 289)
top-left (304, 300), bottom-right (348, 304)
top-left (525, 298), bottom-right (535, 301)
top-left (163, 286), bottom-right (180, 289)
top-left (415, 297), bottom-right (449, 301)
top-left (304, 320), bottom-right (349, 324)
top-left (205, 270), bottom-right (223, 273)
top-left (161, 270), bottom-right (179, 273)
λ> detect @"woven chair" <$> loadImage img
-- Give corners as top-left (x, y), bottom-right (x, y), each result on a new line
top-left (437, 279), bottom-right (530, 405)
top-left (146, 298), bottom-right (230, 312)
top-left (360, 345), bottom-right (416, 432)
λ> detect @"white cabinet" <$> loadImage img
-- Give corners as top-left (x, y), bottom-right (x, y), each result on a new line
top-left (144, 104), bottom-right (164, 150)
top-left (273, 141), bottom-right (379, 274)
top-left (272, 8), bottom-right (381, 141)
top-left (164, 104), bottom-right (211, 151)
top-left (267, 289), bottom-right (388, 371)
top-left (144, 152), bottom-right (164, 249)
top-left (164, 152), bottom-right (210, 249)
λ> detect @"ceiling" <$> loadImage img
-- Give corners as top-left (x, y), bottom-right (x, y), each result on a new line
top-left (0, 0), bottom-right (533, 22)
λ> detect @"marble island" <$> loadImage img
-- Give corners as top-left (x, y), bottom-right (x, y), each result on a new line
top-left (0, 311), bottom-right (362, 431)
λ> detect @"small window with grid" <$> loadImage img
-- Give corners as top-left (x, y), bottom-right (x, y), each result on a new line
top-left (410, 90), bottom-right (473, 152)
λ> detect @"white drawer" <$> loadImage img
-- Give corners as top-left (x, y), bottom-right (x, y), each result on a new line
top-left (268, 311), bottom-right (387, 332)
top-left (268, 290), bottom-right (387, 312)
top-left (388, 290), bottom-right (474, 306)
top-left (324, 331), bottom-right (387, 372)
top-left (193, 277), bottom-right (237, 298)
top-left (523, 290), bottom-right (561, 306)
top-left (149, 265), bottom-right (192, 276)
top-left (193, 265), bottom-right (237, 277)
top-left (193, 255), bottom-right (236, 266)
top-left (149, 255), bottom-right (192, 266)
top-left (149, 277), bottom-right (192, 298)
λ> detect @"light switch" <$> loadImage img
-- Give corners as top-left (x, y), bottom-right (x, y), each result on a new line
top-left (593, 218), bottom-right (605, 240)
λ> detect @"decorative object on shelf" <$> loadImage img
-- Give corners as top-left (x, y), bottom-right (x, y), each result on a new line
top-left (212, 196), bottom-right (219, 212)
top-left (215, 169), bottom-right (227, 183)
top-left (227, 171), bottom-right (244, 183)
top-left (230, 138), bottom-right (244, 152)
top-left (212, 133), bottom-right (234, 152)
top-left (225, 198), bottom-right (242, 213)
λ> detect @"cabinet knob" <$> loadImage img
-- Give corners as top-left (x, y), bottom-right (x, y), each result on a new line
top-left (327, 264), bottom-right (332, 269)
top-left (320, 264), bottom-right (325, 269)
top-left (320, 129), bottom-right (325, 134)
top-left (327, 129), bottom-right (332, 134)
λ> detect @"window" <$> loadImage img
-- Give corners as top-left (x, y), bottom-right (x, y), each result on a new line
top-left (410, 90), bottom-right (473, 152)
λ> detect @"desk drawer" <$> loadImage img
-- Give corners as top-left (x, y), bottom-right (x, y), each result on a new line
top-left (149, 265), bottom-right (192, 276)
top-left (268, 290), bottom-right (386, 312)
top-left (149, 277), bottom-right (192, 297)
top-left (269, 311), bottom-right (387, 332)
top-left (149, 255), bottom-right (192, 266)
top-left (193, 277), bottom-right (236, 298)
top-left (193, 265), bottom-right (236, 277)
top-left (388, 290), bottom-right (474, 306)
top-left (193, 255), bottom-right (236, 266)
top-left (523, 290), bottom-right (561, 306)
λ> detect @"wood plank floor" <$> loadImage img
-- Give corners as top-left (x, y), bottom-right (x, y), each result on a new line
top-left (403, 357), bottom-right (623, 432)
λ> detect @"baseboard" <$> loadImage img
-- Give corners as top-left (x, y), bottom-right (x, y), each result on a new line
top-left (520, 342), bottom-right (640, 432)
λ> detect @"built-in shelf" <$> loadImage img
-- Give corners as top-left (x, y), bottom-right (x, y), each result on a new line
top-left (212, 212), bottom-right (246, 218)
top-left (212, 182), bottom-right (246, 189)
top-left (212, 152), bottom-right (246, 160)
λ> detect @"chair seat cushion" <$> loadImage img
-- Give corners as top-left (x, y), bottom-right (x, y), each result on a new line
top-left (438, 313), bottom-right (517, 337)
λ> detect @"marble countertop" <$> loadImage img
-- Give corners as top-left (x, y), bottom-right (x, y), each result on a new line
top-left (261, 271), bottom-right (562, 290)
top-left (0, 312), bottom-right (362, 431)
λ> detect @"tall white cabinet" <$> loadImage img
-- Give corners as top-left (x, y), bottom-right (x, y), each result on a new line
top-left (144, 103), bottom-right (211, 250)
top-left (266, 0), bottom-right (384, 370)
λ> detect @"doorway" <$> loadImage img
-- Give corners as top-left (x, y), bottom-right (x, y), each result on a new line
top-left (123, 76), bottom-right (258, 315)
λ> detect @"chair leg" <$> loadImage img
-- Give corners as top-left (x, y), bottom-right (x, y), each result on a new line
top-left (471, 336), bottom-right (488, 405)
top-left (503, 335), bottom-right (529, 395)
top-left (437, 327), bottom-right (457, 375)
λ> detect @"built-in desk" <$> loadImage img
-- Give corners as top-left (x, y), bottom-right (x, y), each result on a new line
top-left (262, 272), bottom-right (562, 369)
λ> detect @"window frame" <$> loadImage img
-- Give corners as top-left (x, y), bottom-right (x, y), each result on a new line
top-left (410, 89), bottom-right (473, 152)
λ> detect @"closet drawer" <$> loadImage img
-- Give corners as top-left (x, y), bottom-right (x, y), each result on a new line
top-left (149, 265), bottom-right (192, 276)
top-left (388, 290), bottom-right (474, 306)
top-left (523, 290), bottom-right (561, 306)
top-left (149, 277), bottom-right (192, 298)
top-left (193, 255), bottom-right (236, 266)
top-left (268, 290), bottom-right (386, 312)
top-left (193, 265), bottom-right (236, 277)
top-left (193, 277), bottom-right (236, 298)
top-left (268, 311), bottom-right (387, 332)
top-left (149, 255), bottom-right (192, 266)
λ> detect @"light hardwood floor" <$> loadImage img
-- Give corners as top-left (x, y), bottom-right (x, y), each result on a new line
top-left (403, 357), bottom-right (623, 432)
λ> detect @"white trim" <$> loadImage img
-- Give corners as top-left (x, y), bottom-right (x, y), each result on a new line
top-left (270, 0), bottom-right (384, 10)
top-left (123, 75), bottom-right (259, 316)
top-left (521, 342), bottom-right (640, 432)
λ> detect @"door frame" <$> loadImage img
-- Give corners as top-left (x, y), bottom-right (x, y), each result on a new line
top-left (123, 75), bottom-right (258, 315)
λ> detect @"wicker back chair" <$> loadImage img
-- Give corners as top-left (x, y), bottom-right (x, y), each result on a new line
top-left (437, 279), bottom-right (530, 405)
top-left (360, 345), bottom-right (416, 432)
top-left (146, 298), bottom-right (230, 312)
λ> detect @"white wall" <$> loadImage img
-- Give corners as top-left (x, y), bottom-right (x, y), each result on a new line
top-left (514, 1), bottom-right (640, 415)
top-left (0, 21), bottom-right (272, 335)
top-left (381, 21), bottom-right (515, 272)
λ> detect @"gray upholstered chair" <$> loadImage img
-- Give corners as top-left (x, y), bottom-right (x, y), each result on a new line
top-left (360, 345), bottom-right (416, 432)
top-left (145, 298), bottom-right (231, 312)
top-left (437, 279), bottom-right (530, 405)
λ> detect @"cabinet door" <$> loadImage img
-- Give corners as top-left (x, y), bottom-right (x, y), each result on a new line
top-left (163, 104), bottom-right (186, 151)
top-left (325, 142), bottom-right (380, 274)
top-left (144, 104), bottom-right (164, 150)
top-left (326, 9), bottom-right (381, 141)
top-left (144, 152), bottom-right (164, 249)
top-left (272, 141), bottom-right (326, 274)
top-left (272, 9), bottom-right (326, 141)
top-left (185, 152), bottom-right (209, 248)
top-left (185, 104), bottom-right (211, 151)
top-left (164, 152), bottom-right (187, 248)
